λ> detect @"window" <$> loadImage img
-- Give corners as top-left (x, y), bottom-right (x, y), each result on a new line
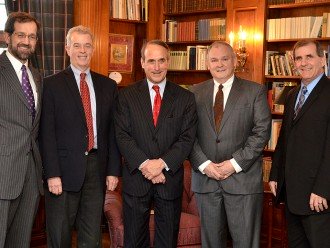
top-left (0, 0), bottom-right (7, 53)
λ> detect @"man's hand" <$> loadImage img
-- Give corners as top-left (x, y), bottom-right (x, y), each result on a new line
top-left (106, 176), bottom-right (119, 191)
top-left (217, 160), bottom-right (236, 180)
top-left (269, 181), bottom-right (277, 197)
top-left (140, 159), bottom-right (165, 180)
top-left (48, 177), bottom-right (62, 195)
top-left (203, 162), bottom-right (224, 180)
top-left (151, 172), bottom-right (166, 184)
top-left (310, 193), bottom-right (328, 212)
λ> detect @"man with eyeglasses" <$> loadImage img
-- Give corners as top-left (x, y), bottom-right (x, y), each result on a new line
top-left (0, 12), bottom-right (43, 247)
top-left (189, 41), bottom-right (271, 247)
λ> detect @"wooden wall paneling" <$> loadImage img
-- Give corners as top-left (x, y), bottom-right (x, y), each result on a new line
top-left (146, 0), bottom-right (165, 40)
top-left (226, 0), bottom-right (266, 83)
top-left (73, 0), bottom-right (110, 76)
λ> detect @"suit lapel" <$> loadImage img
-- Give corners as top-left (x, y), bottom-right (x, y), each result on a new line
top-left (136, 80), bottom-right (155, 132)
top-left (202, 80), bottom-right (216, 131)
top-left (155, 81), bottom-right (176, 133)
top-left (218, 77), bottom-right (241, 133)
top-left (64, 67), bottom-right (87, 127)
top-left (293, 76), bottom-right (326, 124)
top-left (91, 72), bottom-right (102, 131)
top-left (0, 52), bottom-right (31, 110)
top-left (30, 66), bottom-right (42, 127)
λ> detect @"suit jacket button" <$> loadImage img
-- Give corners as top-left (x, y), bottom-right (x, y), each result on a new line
top-left (216, 139), bottom-right (220, 143)
top-left (85, 151), bottom-right (88, 155)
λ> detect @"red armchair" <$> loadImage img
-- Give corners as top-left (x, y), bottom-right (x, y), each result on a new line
top-left (104, 160), bottom-right (201, 247)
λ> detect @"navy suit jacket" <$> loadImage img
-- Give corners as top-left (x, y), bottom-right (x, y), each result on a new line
top-left (114, 79), bottom-right (197, 200)
top-left (270, 74), bottom-right (330, 215)
top-left (40, 67), bottom-right (121, 192)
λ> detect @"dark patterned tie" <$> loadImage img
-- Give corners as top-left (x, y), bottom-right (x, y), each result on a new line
top-left (21, 65), bottom-right (36, 121)
top-left (214, 84), bottom-right (224, 131)
top-left (152, 85), bottom-right (162, 126)
top-left (294, 85), bottom-right (308, 119)
top-left (80, 73), bottom-right (94, 151)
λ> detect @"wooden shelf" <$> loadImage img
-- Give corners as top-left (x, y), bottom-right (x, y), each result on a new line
top-left (269, 1), bottom-right (330, 9)
top-left (164, 8), bottom-right (226, 16)
top-left (109, 18), bottom-right (147, 24)
top-left (267, 37), bottom-right (330, 43)
top-left (265, 75), bottom-right (300, 80)
top-left (168, 69), bottom-right (210, 73)
top-left (167, 40), bottom-right (225, 45)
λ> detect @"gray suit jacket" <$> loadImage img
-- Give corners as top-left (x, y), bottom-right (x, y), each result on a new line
top-left (0, 51), bottom-right (43, 199)
top-left (189, 77), bottom-right (271, 195)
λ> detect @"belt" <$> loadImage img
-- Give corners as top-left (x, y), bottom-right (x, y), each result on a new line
top-left (89, 148), bottom-right (98, 154)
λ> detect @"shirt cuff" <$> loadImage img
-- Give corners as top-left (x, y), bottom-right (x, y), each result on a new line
top-left (198, 160), bottom-right (211, 174)
top-left (160, 159), bottom-right (169, 171)
top-left (230, 158), bottom-right (242, 173)
top-left (139, 159), bottom-right (149, 170)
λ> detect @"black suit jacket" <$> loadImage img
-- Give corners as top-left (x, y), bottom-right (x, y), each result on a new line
top-left (114, 79), bottom-right (197, 200)
top-left (40, 67), bottom-right (121, 192)
top-left (270, 74), bottom-right (330, 215)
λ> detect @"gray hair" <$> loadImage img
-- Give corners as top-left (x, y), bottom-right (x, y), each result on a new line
top-left (66, 25), bottom-right (94, 46)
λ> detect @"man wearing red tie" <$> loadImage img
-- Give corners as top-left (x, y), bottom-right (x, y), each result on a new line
top-left (39, 25), bottom-right (121, 247)
top-left (114, 40), bottom-right (197, 247)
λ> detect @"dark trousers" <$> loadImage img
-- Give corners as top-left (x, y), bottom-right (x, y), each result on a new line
top-left (45, 153), bottom-right (104, 248)
top-left (123, 187), bottom-right (182, 248)
top-left (286, 205), bottom-right (330, 248)
top-left (0, 154), bottom-right (40, 248)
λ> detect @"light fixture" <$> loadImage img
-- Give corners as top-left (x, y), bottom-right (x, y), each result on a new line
top-left (229, 25), bottom-right (249, 72)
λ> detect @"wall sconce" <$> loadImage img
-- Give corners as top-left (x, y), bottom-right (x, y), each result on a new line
top-left (229, 25), bottom-right (249, 72)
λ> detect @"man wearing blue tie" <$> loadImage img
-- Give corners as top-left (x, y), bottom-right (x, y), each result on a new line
top-left (269, 40), bottom-right (330, 247)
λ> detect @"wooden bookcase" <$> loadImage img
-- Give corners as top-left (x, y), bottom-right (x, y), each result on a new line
top-left (162, 0), bottom-right (227, 85)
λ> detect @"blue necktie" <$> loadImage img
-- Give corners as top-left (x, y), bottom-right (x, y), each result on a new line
top-left (294, 85), bottom-right (308, 119)
top-left (21, 65), bottom-right (36, 121)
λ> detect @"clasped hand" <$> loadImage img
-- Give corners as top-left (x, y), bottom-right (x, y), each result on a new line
top-left (203, 160), bottom-right (235, 180)
top-left (140, 159), bottom-right (166, 184)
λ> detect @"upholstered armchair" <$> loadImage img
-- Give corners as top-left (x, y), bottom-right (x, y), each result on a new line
top-left (104, 160), bottom-right (201, 247)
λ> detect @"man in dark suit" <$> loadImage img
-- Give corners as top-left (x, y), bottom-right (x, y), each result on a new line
top-left (0, 12), bottom-right (43, 247)
top-left (189, 41), bottom-right (271, 247)
top-left (39, 25), bottom-right (121, 247)
top-left (269, 39), bottom-right (330, 247)
top-left (115, 40), bottom-right (197, 247)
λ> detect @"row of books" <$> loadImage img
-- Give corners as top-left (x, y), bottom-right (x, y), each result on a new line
top-left (267, 13), bottom-right (330, 40)
top-left (265, 51), bottom-right (298, 76)
top-left (266, 47), bottom-right (330, 77)
top-left (267, 81), bottom-right (298, 113)
top-left (263, 157), bottom-right (272, 183)
top-left (165, 0), bottom-right (224, 14)
top-left (168, 45), bottom-right (209, 71)
top-left (267, 119), bottom-right (283, 151)
top-left (163, 18), bottom-right (226, 42)
top-left (111, 0), bottom-right (148, 21)
top-left (268, 0), bottom-right (330, 4)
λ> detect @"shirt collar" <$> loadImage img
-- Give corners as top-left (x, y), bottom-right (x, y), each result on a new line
top-left (301, 73), bottom-right (323, 93)
top-left (213, 74), bottom-right (234, 89)
top-left (6, 50), bottom-right (29, 73)
top-left (147, 78), bottom-right (167, 92)
top-left (70, 64), bottom-right (91, 78)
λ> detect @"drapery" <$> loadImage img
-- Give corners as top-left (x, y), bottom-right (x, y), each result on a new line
top-left (5, 0), bottom-right (73, 76)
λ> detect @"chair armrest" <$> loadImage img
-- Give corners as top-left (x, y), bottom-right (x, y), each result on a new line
top-left (104, 189), bottom-right (124, 232)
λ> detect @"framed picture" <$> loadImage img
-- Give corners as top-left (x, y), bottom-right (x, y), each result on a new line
top-left (109, 33), bottom-right (134, 73)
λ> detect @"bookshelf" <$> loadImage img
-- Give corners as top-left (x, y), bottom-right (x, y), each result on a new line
top-left (162, 0), bottom-right (227, 85)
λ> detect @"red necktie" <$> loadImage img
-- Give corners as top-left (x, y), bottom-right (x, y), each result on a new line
top-left (80, 73), bottom-right (94, 151)
top-left (152, 85), bottom-right (162, 126)
top-left (214, 84), bottom-right (224, 131)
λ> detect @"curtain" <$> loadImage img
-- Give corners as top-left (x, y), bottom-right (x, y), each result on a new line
top-left (5, 0), bottom-right (73, 76)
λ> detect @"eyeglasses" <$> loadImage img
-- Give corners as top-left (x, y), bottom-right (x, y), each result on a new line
top-left (12, 32), bottom-right (38, 42)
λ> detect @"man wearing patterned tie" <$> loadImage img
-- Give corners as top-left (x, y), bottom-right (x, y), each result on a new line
top-left (0, 12), bottom-right (42, 247)
top-left (114, 40), bottom-right (197, 247)
top-left (189, 41), bottom-right (271, 247)
top-left (39, 25), bottom-right (121, 247)
top-left (269, 40), bottom-right (330, 247)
